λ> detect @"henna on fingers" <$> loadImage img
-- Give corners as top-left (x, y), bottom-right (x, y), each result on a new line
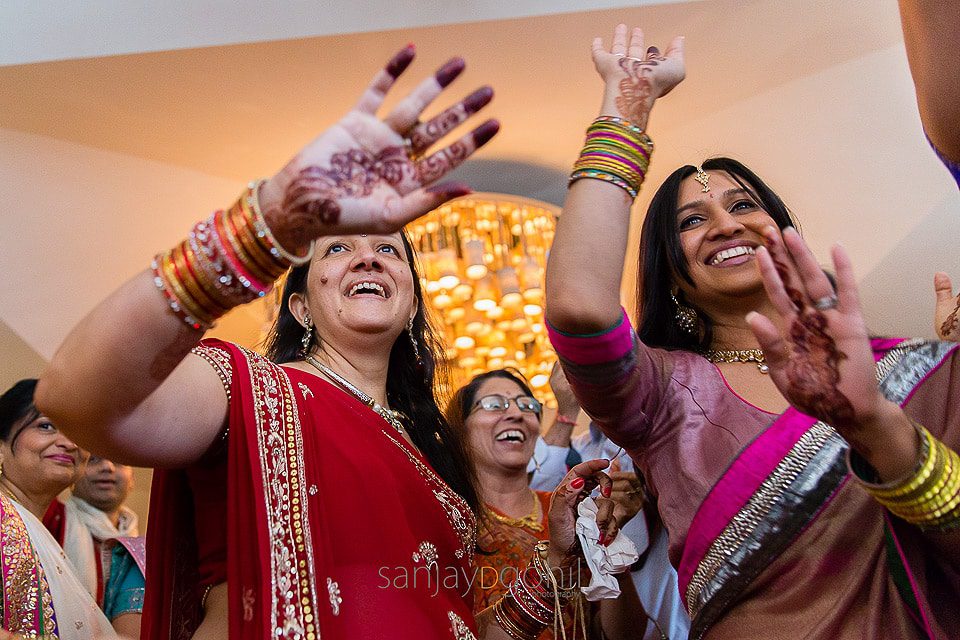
top-left (435, 57), bottom-right (465, 88)
top-left (386, 44), bottom-right (416, 78)
top-left (769, 250), bottom-right (856, 428)
top-left (940, 297), bottom-right (960, 338)
top-left (414, 119), bottom-right (499, 184)
top-left (409, 86), bottom-right (494, 153)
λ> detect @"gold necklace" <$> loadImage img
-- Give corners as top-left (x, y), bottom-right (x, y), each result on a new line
top-left (485, 490), bottom-right (543, 532)
top-left (702, 348), bottom-right (769, 374)
top-left (304, 355), bottom-right (410, 434)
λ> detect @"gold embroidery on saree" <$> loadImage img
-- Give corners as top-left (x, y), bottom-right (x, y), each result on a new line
top-left (191, 343), bottom-right (234, 401)
top-left (0, 493), bottom-right (58, 637)
top-left (326, 577), bottom-right (342, 616)
top-left (243, 347), bottom-right (320, 640)
top-left (381, 430), bottom-right (477, 564)
top-left (447, 611), bottom-right (478, 639)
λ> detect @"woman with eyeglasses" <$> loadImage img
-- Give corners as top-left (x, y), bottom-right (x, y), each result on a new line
top-left (447, 369), bottom-right (650, 639)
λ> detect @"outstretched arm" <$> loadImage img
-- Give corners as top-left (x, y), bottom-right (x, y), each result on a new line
top-left (36, 46), bottom-right (498, 467)
top-left (898, 0), bottom-right (960, 164)
top-left (545, 25), bottom-right (684, 335)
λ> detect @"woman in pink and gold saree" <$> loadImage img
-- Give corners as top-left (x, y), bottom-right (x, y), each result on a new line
top-left (0, 379), bottom-right (116, 639)
top-left (37, 45), bottom-right (621, 640)
top-left (545, 24), bottom-right (959, 640)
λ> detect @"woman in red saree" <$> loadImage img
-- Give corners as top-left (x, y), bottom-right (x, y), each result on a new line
top-left (37, 45), bottom-right (620, 640)
top-left (545, 24), bottom-right (960, 639)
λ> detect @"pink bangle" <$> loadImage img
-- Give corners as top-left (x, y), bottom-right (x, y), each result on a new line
top-left (555, 415), bottom-right (577, 426)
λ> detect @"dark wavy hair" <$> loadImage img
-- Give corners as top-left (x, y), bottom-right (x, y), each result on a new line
top-left (445, 368), bottom-right (541, 438)
top-left (636, 157), bottom-right (798, 352)
top-left (0, 379), bottom-right (40, 452)
top-left (262, 232), bottom-right (481, 516)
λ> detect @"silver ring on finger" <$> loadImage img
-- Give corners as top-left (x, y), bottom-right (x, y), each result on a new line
top-left (813, 294), bottom-right (839, 311)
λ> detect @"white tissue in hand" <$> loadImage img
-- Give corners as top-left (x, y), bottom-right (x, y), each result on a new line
top-left (575, 498), bottom-right (639, 601)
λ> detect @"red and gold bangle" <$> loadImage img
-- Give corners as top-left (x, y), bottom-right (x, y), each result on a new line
top-left (150, 183), bottom-right (307, 330)
top-left (245, 179), bottom-right (314, 266)
top-left (171, 241), bottom-right (231, 318)
top-left (221, 205), bottom-right (277, 287)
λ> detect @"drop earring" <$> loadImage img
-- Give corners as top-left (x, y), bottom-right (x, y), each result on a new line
top-left (300, 314), bottom-right (314, 357)
top-left (407, 317), bottom-right (422, 366)
top-left (671, 293), bottom-right (699, 335)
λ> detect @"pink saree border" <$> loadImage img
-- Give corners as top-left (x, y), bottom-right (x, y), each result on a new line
top-left (677, 338), bottom-right (903, 603)
top-left (547, 308), bottom-right (633, 366)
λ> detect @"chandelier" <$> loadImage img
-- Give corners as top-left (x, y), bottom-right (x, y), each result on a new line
top-left (407, 194), bottom-right (559, 406)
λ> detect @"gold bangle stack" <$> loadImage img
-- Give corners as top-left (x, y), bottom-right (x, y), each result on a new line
top-left (860, 421), bottom-right (960, 531)
top-left (569, 115), bottom-right (653, 199)
top-left (152, 183), bottom-right (307, 330)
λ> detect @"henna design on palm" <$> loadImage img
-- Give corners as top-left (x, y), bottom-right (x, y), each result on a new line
top-left (771, 257), bottom-right (856, 427)
top-left (615, 55), bottom-right (666, 125)
top-left (282, 146), bottom-right (416, 227)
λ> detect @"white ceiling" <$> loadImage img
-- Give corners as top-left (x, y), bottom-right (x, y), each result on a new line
top-left (1, 0), bottom-right (958, 375)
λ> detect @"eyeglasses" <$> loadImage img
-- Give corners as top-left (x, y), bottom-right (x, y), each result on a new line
top-left (471, 394), bottom-right (542, 415)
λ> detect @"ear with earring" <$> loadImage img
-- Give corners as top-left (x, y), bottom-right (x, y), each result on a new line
top-left (671, 291), bottom-right (699, 335)
top-left (300, 314), bottom-right (314, 358)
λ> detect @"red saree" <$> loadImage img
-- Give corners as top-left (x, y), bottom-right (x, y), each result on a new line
top-left (144, 339), bottom-right (478, 639)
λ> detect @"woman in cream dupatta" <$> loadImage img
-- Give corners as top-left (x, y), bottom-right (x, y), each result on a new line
top-left (0, 379), bottom-right (116, 639)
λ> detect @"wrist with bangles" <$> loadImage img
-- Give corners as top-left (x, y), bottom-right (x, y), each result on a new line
top-left (851, 418), bottom-right (960, 531)
top-left (493, 540), bottom-right (580, 640)
top-left (569, 115), bottom-right (653, 199)
top-left (152, 180), bottom-right (314, 330)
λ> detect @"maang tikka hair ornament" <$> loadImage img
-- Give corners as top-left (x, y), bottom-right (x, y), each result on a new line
top-left (694, 164), bottom-right (711, 193)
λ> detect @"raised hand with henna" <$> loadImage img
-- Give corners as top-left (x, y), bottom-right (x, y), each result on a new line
top-left (592, 24), bottom-right (685, 130)
top-left (746, 227), bottom-right (920, 481)
top-left (546, 459), bottom-right (616, 580)
top-left (258, 45), bottom-right (499, 254)
top-left (934, 272), bottom-right (960, 341)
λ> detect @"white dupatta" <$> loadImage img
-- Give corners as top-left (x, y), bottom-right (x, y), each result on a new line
top-left (11, 500), bottom-right (118, 640)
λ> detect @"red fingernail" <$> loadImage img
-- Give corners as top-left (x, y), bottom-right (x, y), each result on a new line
top-left (386, 45), bottom-right (416, 78)
top-left (570, 477), bottom-right (585, 490)
top-left (598, 533), bottom-right (606, 545)
top-left (435, 57), bottom-right (465, 88)
top-left (463, 86), bottom-right (494, 115)
top-left (602, 486), bottom-right (611, 498)
top-left (604, 533), bottom-right (615, 547)
top-left (472, 119), bottom-right (500, 147)
top-left (426, 182), bottom-right (472, 199)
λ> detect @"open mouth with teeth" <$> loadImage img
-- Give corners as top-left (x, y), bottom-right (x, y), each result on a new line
top-left (495, 429), bottom-right (527, 444)
top-left (347, 281), bottom-right (389, 298)
top-left (709, 245), bottom-right (756, 266)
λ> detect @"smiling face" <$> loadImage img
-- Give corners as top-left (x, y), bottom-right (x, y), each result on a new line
top-left (292, 233), bottom-right (417, 348)
top-left (465, 377), bottom-right (541, 477)
top-left (674, 171), bottom-right (780, 311)
top-left (1, 413), bottom-right (86, 498)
